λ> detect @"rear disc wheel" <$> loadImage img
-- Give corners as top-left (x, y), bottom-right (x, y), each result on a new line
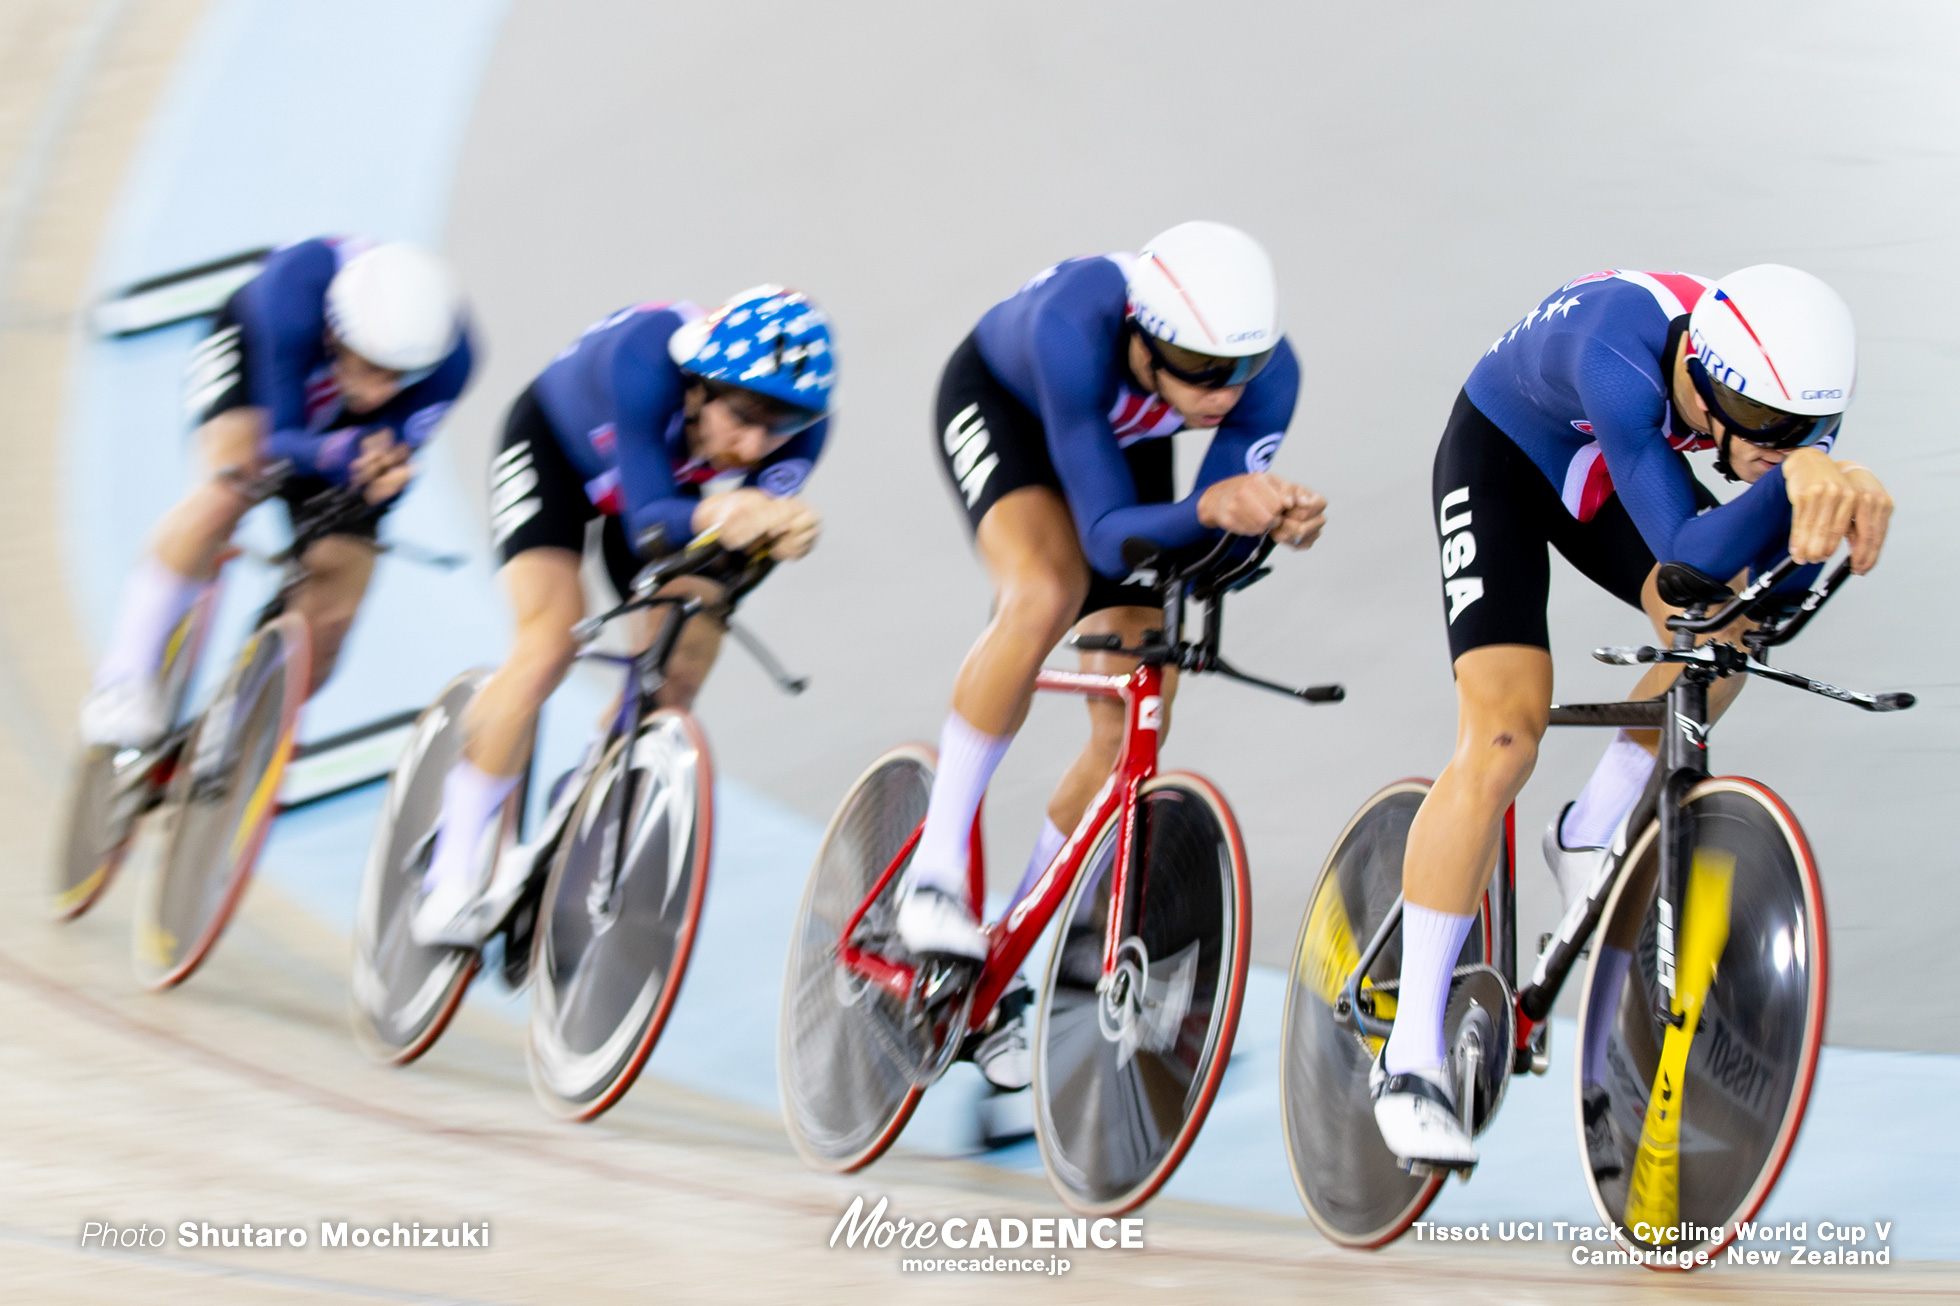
top-left (1034, 772), bottom-right (1251, 1215)
top-left (527, 710), bottom-right (714, 1120)
top-left (132, 614), bottom-right (309, 990)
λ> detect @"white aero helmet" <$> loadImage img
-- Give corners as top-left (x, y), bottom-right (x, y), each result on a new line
top-left (1127, 220), bottom-right (1280, 387)
top-left (1686, 263), bottom-right (1854, 449)
top-left (326, 242), bottom-right (463, 373)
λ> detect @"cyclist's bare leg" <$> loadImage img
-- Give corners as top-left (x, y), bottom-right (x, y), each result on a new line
top-left (906, 488), bottom-right (1088, 909)
top-left (150, 409), bottom-right (267, 579)
top-left (1558, 567), bottom-right (1752, 852)
top-left (1377, 642), bottom-right (1549, 1114)
top-left (86, 412), bottom-right (267, 736)
top-left (1006, 604), bottom-right (1185, 906)
top-left (463, 548), bottom-right (585, 778)
top-left (954, 487), bottom-right (1090, 735)
top-left (286, 535), bottom-right (377, 697)
top-left (640, 575), bottom-right (729, 712)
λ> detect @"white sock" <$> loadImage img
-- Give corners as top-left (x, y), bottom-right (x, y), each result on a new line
top-left (1383, 904), bottom-right (1474, 1075)
top-left (424, 760), bottom-right (519, 894)
top-left (1560, 731), bottom-right (1655, 850)
top-left (907, 712), bottom-right (1011, 896)
top-left (1009, 818), bottom-right (1068, 908)
top-left (93, 558), bottom-right (201, 690)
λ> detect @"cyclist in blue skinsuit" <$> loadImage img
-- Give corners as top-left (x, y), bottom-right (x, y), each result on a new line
top-left (899, 221), bottom-right (1329, 1090)
top-left (81, 237), bottom-right (473, 748)
top-left (411, 287), bottom-right (833, 946)
top-left (1373, 265), bottom-right (1895, 1171)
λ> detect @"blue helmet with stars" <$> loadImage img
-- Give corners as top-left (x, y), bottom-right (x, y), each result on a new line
top-left (669, 285), bottom-right (834, 420)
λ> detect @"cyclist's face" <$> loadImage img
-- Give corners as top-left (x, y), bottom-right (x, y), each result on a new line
top-left (1127, 334), bottom-right (1244, 427)
top-left (693, 391), bottom-right (793, 470)
top-left (1722, 434), bottom-right (1787, 483)
top-left (330, 342), bottom-right (404, 415)
top-left (1155, 371), bottom-right (1245, 427)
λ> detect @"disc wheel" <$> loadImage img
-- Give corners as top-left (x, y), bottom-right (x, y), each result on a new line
top-left (779, 744), bottom-right (940, 1172)
top-left (52, 586), bottom-right (217, 920)
top-left (1034, 772), bottom-right (1252, 1215)
top-left (528, 709), bottom-right (713, 1120)
top-left (349, 671), bottom-right (515, 1065)
top-left (1578, 777), bottom-right (1826, 1268)
top-left (1280, 779), bottom-right (1491, 1248)
top-left (132, 613), bottom-right (309, 990)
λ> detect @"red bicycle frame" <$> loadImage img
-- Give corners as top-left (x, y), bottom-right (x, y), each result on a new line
top-left (835, 658), bottom-right (1167, 1034)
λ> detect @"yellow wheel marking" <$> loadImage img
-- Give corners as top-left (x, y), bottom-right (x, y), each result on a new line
top-left (1299, 883), bottom-right (1360, 1008)
top-left (1624, 849), bottom-right (1734, 1236)
top-left (1298, 883), bottom-right (1393, 1054)
top-left (229, 729), bottom-right (295, 862)
top-left (53, 864), bottom-right (108, 914)
top-left (161, 611), bottom-right (193, 671)
top-left (136, 920), bottom-right (178, 967)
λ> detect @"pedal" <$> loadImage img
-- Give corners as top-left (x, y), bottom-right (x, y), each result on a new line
top-left (913, 956), bottom-right (978, 1015)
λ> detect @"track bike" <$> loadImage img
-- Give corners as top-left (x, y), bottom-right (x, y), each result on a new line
top-left (56, 469), bottom-right (386, 988)
top-left (781, 534), bottom-right (1344, 1214)
top-left (351, 535), bottom-right (806, 1120)
top-left (1281, 555), bottom-right (1911, 1267)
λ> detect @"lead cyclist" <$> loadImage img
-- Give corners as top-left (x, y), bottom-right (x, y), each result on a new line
top-left (80, 238), bottom-right (473, 748)
top-left (1375, 265), bottom-right (1894, 1170)
top-left (897, 221), bottom-right (1328, 1091)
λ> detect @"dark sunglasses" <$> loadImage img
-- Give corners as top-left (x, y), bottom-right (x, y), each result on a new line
top-left (1135, 328), bottom-right (1274, 390)
top-left (701, 379), bottom-right (824, 437)
top-left (1686, 356), bottom-right (1839, 450)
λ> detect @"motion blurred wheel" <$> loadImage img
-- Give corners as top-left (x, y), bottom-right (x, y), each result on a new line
top-left (53, 587), bottom-right (217, 920)
top-left (1034, 773), bottom-right (1250, 1215)
top-left (527, 709), bottom-right (713, 1120)
top-left (779, 744), bottom-right (940, 1172)
top-left (132, 613), bottom-right (307, 990)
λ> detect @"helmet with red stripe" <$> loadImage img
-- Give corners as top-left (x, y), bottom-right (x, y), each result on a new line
top-left (1686, 264), bottom-right (1855, 449)
top-left (1126, 221), bottom-right (1280, 389)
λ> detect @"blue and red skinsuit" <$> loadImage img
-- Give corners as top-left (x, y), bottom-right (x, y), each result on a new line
top-left (1466, 269), bottom-right (1828, 586)
top-left (234, 237), bottom-right (474, 481)
top-left (973, 254), bottom-right (1300, 578)
top-left (531, 302), bottom-right (828, 545)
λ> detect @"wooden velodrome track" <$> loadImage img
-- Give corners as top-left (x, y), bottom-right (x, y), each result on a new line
top-left (0, 2), bottom-right (1955, 1301)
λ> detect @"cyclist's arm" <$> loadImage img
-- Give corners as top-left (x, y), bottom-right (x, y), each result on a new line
top-left (1027, 309), bottom-right (1203, 576)
top-left (1577, 341), bottom-right (1809, 587)
top-left (609, 337), bottom-right (699, 548)
top-left (1189, 339), bottom-right (1300, 494)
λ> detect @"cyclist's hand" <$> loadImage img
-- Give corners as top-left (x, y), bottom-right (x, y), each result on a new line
top-left (1199, 472), bottom-right (1309, 537)
top-left (1276, 487), bottom-right (1328, 550)
top-left (1782, 448), bottom-right (1858, 565)
top-left (693, 489), bottom-right (822, 558)
top-left (1838, 462), bottom-right (1894, 575)
top-left (352, 429), bottom-right (414, 504)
